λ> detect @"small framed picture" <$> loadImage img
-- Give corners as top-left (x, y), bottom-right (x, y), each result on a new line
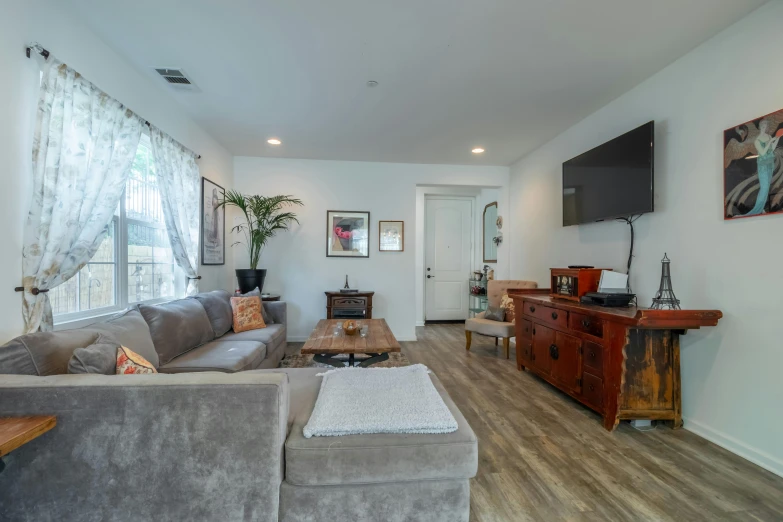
top-left (201, 177), bottom-right (225, 265)
top-left (379, 220), bottom-right (404, 252)
top-left (327, 210), bottom-right (370, 258)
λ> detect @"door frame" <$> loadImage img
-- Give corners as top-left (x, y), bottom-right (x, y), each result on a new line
top-left (423, 195), bottom-right (475, 322)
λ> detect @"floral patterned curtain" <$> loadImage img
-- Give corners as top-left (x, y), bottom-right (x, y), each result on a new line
top-left (23, 58), bottom-right (144, 333)
top-left (149, 126), bottom-right (200, 296)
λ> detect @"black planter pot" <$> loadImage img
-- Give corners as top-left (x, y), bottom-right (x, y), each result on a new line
top-left (235, 269), bottom-right (267, 294)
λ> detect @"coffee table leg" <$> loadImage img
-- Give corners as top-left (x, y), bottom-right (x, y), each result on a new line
top-left (359, 353), bottom-right (389, 367)
top-left (313, 354), bottom-right (346, 368)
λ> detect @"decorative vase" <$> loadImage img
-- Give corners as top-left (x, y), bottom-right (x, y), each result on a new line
top-left (235, 269), bottom-right (267, 294)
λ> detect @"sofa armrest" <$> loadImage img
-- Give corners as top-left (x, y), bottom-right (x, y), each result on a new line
top-left (263, 300), bottom-right (287, 326)
top-left (0, 372), bottom-right (289, 522)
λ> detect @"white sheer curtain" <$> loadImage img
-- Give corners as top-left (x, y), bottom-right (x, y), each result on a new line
top-left (23, 57), bottom-right (144, 333)
top-left (149, 126), bottom-right (201, 295)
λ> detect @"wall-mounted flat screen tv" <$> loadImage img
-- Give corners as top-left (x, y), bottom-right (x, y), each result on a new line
top-left (562, 121), bottom-right (654, 226)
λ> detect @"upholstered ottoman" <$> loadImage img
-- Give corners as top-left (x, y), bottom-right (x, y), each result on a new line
top-left (268, 368), bottom-right (478, 522)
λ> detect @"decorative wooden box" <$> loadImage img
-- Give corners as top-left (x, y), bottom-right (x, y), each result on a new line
top-left (550, 268), bottom-right (610, 301)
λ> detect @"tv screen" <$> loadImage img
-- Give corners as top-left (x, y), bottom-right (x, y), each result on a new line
top-left (562, 121), bottom-right (654, 226)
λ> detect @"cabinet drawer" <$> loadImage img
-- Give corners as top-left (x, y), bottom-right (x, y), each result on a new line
top-left (518, 319), bottom-right (533, 339)
top-left (569, 312), bottom-right (603, 339)
top-left (523, 301), bottom-right (567, 330)
top-left (332, 297), bottom-right (367, 308)
top-left (582, 372), bottom-right (603, 409)
top-left (583, 341), bottom-right (603, 377)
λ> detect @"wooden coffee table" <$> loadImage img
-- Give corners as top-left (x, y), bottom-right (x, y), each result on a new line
top-left (302, 319), bottom-right (401, 367)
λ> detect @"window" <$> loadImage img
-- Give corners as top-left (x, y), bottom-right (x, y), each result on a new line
top-left (51, 133), bottom-right (183, 322)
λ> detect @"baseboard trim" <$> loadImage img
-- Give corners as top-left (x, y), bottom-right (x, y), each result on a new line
top-left (424, 320), bottom-right (466, 325)
top-left (683, 417), bottom-right (783, 478)
top-left (415, 321), bottom-right (425, 327)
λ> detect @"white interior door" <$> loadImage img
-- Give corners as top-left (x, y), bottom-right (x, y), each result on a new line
top-left (425, 197), bottom-right (473, 321)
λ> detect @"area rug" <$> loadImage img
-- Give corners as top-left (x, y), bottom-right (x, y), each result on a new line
top-left (280, 352), bottom-right (411, 369)
top-left (303, 364), bottom-right (457, 438)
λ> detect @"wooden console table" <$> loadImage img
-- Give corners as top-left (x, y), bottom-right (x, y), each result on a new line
top-left (325, 291), bottom-right (374, 319)
top-left (512, 293), bottom-right (722, 431)
top-left (0, 416), bottom-right (56, 472)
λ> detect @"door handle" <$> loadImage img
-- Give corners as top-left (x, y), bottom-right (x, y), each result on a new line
top-left (427, 275), bottom-right (434, 279)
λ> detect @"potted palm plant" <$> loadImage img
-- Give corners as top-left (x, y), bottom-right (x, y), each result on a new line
top-left (219, 191), bottom-right (303, 293)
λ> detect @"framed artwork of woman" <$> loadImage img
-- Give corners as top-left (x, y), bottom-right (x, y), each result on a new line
top-left (201, 177), bottom-right (225, 265)
top-left (724, 109), bottom-right (783, 219)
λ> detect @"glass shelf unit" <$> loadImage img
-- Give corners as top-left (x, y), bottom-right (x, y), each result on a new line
top-left (469, 279), bottom-right (488, 318)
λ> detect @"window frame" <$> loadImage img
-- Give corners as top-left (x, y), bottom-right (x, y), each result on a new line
top-left (53, 130), bottom-right (184, 328)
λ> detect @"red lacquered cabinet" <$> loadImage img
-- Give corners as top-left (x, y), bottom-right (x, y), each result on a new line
top-left (512, 293), bottom-right (722, 431)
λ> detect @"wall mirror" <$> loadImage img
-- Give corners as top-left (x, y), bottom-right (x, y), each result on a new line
top-left (483, 202), bottom-right (498, 263)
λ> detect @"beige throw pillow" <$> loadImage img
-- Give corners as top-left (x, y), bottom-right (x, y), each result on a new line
top-left (499, 294), bottom-right (516, 324)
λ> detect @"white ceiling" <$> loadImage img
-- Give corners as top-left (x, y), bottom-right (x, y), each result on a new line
top-left (66, 0), bottom-right (766, 165)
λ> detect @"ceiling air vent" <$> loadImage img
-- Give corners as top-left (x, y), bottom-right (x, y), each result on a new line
top-left (152, 68), bottom-right (199, 91)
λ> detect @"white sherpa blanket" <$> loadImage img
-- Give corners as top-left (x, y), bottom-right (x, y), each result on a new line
top-left (303, 364), bottom-right (458, 438)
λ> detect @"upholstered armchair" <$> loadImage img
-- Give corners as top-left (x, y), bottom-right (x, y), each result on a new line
top-left (465, 280), bottom-right (538, 358)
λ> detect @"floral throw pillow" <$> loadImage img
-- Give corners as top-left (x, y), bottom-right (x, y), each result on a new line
top-left (116, 346), bottom-right (157, 375)
top-left (499, 294), bottom-right (516, 324)
top-left (231, 296), bottom-right (267, 333)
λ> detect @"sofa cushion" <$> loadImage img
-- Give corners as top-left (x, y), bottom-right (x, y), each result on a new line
top-left (465, 317), bottom-right (515, 338)
top-left (0, 330), bottom-right (100, 376)
top-left (283, 372), bottom-right (478, 486)
top-left (88, 308), bottom-right (159, 368)
top-left (67, 336), bottom-right (119, 375)
top-left (192, 290), bottom-right (233, 337)
top-left (158, 340), bottom-right (266, 373)
top-left (218, 324), bottom-right (285, 347)
top-left (139, 299), bottom-right (215, 366)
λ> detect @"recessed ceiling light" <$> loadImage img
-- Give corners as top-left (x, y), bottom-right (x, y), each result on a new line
top-left (267, 138), bottom-right (281, 145)
top-left (472, 147), bottom-right (485, 154)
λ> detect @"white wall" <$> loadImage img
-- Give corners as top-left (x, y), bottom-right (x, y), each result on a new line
top-left (508, 1), bottom-right (783, 476)
top-left (234, 157), bottom-right (509, 341)
top-left (0, 0), bottom-right (234, 341)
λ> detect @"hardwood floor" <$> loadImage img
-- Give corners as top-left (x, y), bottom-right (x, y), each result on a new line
top-left (401, 324), bottom-right (783, 522)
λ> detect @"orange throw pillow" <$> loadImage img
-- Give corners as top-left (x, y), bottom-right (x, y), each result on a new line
top-left (116, 346), bottom-right (157, 375)
top-left (231, 296), bottom-right (267, 333)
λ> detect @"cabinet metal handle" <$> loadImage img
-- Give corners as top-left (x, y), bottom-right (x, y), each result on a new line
top-left (529, 306), bottom-right (536, 313)
top-left (551, 312), bottom-right (558, 320)
top-left (532, 354), bottom-right (536, 361)
top-left (589, 384), bottom-right (595, 391)
top-left (549, 344), bottom-right (559, 360)
top-left (581, 319), bottom-right (590, 328)
top-left (589, 350), bottom-right (596, 358)
top-left (532, 328), bottom-right (536, 335)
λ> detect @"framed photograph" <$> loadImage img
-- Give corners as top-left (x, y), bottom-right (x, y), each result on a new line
top-left (379, 220), bottom-right (404, 252)
top-left (724, 108), bottom-right (783, 219)
top-left (201, 177), bottom-right (225, 265)
top-left (327, 210), bottom-right (369, 258)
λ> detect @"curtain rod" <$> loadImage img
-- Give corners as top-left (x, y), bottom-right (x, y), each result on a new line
top-left (25, 44), bottom-right (202, 160)
top-left (144, 121), bottom-right (202, 159)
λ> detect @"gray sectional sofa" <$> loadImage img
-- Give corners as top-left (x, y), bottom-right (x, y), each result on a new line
top-left (0, 290), bottom-right (287, 377)
top-left (0, 289), bottom-right (478, 522)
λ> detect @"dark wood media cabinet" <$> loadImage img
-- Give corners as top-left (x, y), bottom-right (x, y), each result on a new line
top-left (325, 291), bottom-right (374, 320)
top-left (511, 293), bottom-right (722, 431)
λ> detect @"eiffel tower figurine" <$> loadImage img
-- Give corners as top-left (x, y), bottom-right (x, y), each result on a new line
top-left (650, 253), bottom-right (681, 310)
